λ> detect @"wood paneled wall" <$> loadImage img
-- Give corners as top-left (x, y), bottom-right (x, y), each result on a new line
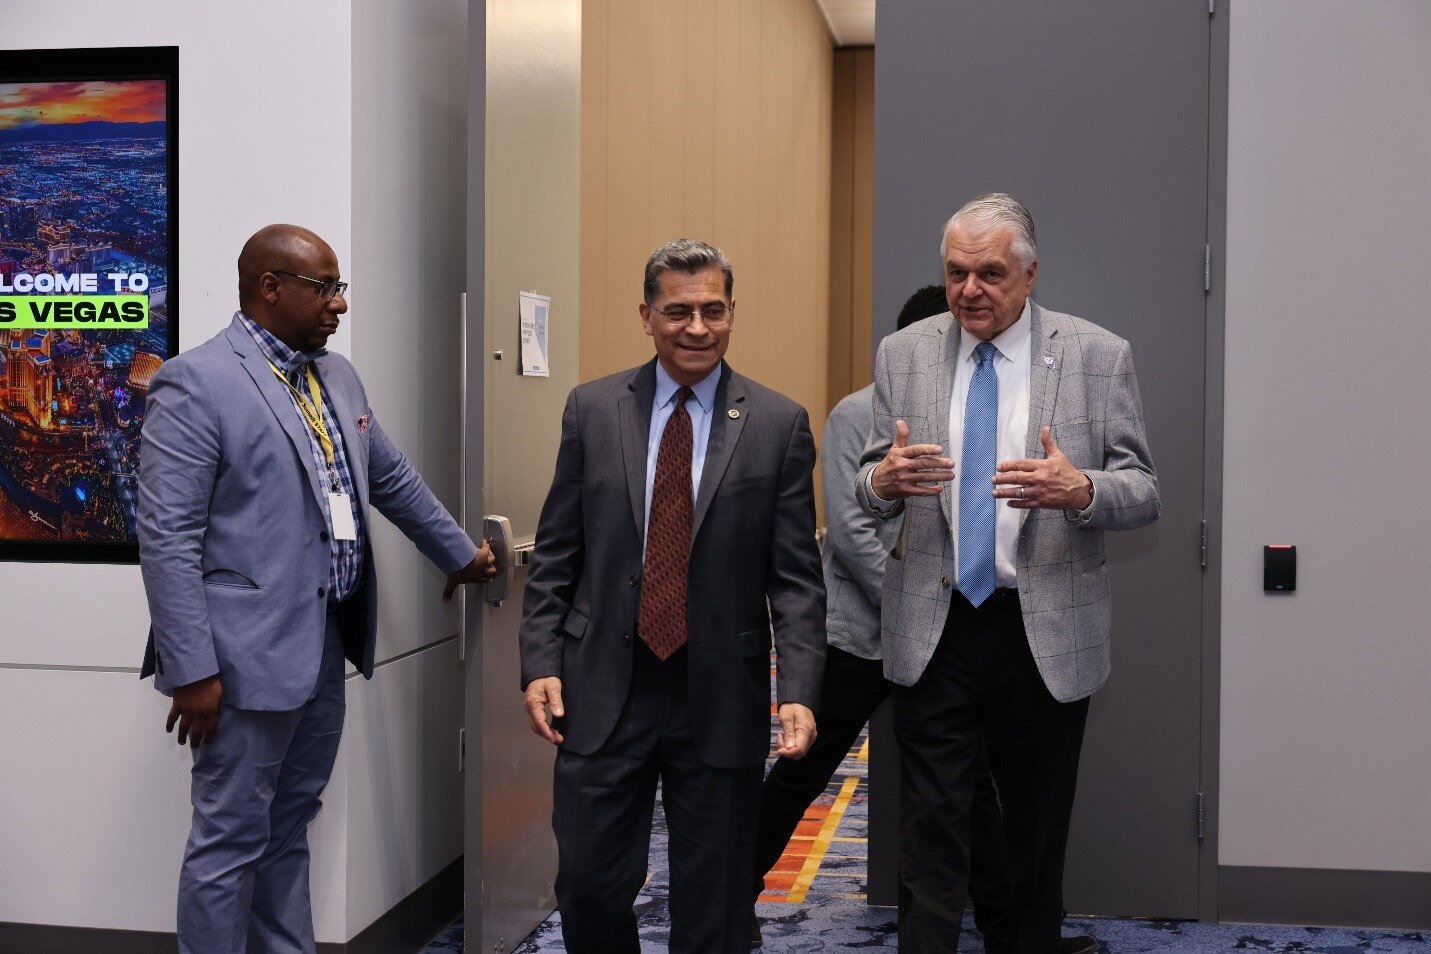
top-left (580, 0), bottom-right (835, 445)
top-left (826, 46), bottom-right (875, 412)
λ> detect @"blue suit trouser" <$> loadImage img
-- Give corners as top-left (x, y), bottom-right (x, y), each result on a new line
top-left (177, 612), bottom-right (347, 954)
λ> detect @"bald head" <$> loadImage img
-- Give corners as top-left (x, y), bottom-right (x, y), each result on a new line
top-left (237, 224), bottom-right (347, 353)
top-left (238, 224), bottom-right (334, 310)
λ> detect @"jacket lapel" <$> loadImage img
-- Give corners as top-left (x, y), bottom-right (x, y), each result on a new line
top-left (1025, 301), bottom-right (1064, 455)
top-left (619, 360), bottom-right (657, 541)
top-left (933, 316), bottom-right (958, 528)
top-left (692, 363), bottom-right (744, 542)
top-left (226, 320), bottom-right (326, 508)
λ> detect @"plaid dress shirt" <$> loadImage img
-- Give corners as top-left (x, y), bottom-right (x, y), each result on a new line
top-left (239, 311), bottom-right (364, 602)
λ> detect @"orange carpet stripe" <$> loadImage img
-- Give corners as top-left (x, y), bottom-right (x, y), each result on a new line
top-left (760, 797), bottom-right (837, 901)
top-left (785, 776), bottom-right (861, 904)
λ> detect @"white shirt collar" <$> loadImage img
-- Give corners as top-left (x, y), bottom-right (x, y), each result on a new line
top-left (654, 360), bottom-right (720, 413)
top-left (957, 298), bottom-right (1032, 369)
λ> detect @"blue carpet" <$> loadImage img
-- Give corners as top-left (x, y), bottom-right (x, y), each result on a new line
top-left (422, 661), bottom-right (1430, 952)
top-left (429, 905), bottom-right (1431, 952)
top-left (426, 775), bottom-right (1431, 951)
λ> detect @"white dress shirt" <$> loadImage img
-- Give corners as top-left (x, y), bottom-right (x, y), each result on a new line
top-left (948, 300), bottom-right (1031, 590)
top-left (643, 361), bottom-right (720, 550)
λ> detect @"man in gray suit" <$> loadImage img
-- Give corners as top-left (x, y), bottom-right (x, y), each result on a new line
top-left (519, 238), bottom-right (826, 953)
top-left (138, 224), bottom-right (496, 953)
top-left (858, 194), bottom-right (1159, 954)
top-left (752, 285), bottom-right (1018, 953)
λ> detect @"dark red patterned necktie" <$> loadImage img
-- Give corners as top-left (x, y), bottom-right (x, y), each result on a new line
top-left (639, 386), bottom-right (694, 660)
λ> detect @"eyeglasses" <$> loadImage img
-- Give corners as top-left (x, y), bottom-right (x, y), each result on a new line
top-left (652, 301), bottom-right (733, 327)
top-left (273, 270), bottom-right (349, 302)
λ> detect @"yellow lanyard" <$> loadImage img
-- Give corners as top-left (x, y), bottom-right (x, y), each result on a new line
top-left (268, 361), bottom-right (336, 470)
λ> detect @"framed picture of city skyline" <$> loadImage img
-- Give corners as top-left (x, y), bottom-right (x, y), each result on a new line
top-left (0, 46), bottom-right (178, 562)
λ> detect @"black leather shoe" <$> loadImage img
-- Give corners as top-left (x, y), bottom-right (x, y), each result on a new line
top-left (751, 914), bottom-right (763, 948)
top-left (1059, 935), bottom-right (1098, 954)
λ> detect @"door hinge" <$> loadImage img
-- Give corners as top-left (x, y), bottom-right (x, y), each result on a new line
top-left (1200, 519), bottom-right (1208, 569)
top-left (1208, 0), bottom-right (1215, 16)
top-left (1196, 792), bottom-right (1206, 842)
top-left (458, 727), bottom-right (466, 773)
top-left (1203, 244), bottom-right (1212, 292)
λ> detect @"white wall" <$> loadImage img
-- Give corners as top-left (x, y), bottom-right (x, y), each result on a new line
top-left (2, 0), bottom-right (470, 942)
top-left (347, 0), bottom-right (470, 937)
top-left (0, 6), bottom-right (351, 673)
top-left (1220, 0), bottom-right (1431, 872)
top-left (0, 1), bottom-right (352, 933)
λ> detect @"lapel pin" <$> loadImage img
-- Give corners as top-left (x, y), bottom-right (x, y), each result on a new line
top-left (357, 414), bottom-right (371, 431)
top-left (727, 408), bottom-right (741, 420)
top-left (1044, 354), bottom-right (1056, 370)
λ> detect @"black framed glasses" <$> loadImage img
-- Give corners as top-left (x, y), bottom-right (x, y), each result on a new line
top-left (273, 270), bottom-right (349, 302)
top-left (653, 301), bottom-right (732, 327)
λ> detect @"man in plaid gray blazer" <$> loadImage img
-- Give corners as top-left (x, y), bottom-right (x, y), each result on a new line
top-left (856, 194), bottom-right (1159, 954)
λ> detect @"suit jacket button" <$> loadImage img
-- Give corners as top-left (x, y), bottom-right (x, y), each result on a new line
top-left (317, 587), bottom-right (326, 598)
top-left (941, 576), bottom-right (950, 588)
top-left (321, 531), bottom-right (330, 542)
top-left (628, 575), bottom-right (637, 587)
top-left (622, 633), bottom-right (632, 645)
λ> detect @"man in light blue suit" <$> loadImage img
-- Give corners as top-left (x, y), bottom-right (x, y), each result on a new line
top-left (138, 224), bottom-right (496, 953)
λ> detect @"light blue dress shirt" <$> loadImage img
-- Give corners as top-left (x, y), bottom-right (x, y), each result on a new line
top-left (643, 362), bottom-right (720, 548)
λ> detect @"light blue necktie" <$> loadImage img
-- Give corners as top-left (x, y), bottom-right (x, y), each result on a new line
top-left (958, 341), bottom-right (999, 607)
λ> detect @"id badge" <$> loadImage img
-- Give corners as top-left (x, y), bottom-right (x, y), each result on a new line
top-left (329, 493), bottom-right (358, 541)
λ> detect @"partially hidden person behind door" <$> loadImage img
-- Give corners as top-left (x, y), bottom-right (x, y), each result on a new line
top-left (138, 223), bottom-right (497, 954)
top-left (857, 193), bottom-right (1160, 954)
top-left (518, 238), bottom-right (826, 954)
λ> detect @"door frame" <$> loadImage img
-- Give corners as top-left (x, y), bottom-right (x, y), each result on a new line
top-left (1198, 0), bottom-right (1231, 924)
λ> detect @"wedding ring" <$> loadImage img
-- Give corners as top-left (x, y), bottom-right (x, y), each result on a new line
top-left (1018, 486), bottom-right (1025, 499)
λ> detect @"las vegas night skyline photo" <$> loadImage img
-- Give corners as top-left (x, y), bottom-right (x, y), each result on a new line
top-left (0, 68), bottom-right (176, 558)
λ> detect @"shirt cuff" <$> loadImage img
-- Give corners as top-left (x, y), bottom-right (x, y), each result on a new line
top-left (1063, 472), bottom-right (1095, 524)
top-left (865, 469), bottom-right (901, 515)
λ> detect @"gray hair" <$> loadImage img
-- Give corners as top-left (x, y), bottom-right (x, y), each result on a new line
top-left (642, 238), bottom-right (734, 304)
top-left (939, 193), bottom-right (1038, 269)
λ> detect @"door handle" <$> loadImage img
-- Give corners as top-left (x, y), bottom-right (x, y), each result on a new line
top-left (483, 514), bottom-right (515, 604)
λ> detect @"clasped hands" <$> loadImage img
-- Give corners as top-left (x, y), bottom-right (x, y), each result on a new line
top-left (524, 676), bottom-right (818, 759)
top-left (871, 419), bottom-right (1093, 511)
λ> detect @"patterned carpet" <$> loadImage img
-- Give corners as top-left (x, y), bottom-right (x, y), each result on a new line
top-left (422, 661), bottom-right (1430, 953)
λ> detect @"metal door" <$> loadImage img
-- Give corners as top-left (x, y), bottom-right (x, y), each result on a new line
top-left (872, 0), bottom-right (1216, 918)
top-left (463, 1), bottom-right (580, 951)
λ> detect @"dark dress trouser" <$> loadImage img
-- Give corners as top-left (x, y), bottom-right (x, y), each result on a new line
top-left (552, 643), bottom-right (762, 954)
top-left (893, 590), bottom-right (1089, 954)
top-left (754, 644), bottom-right (1016, 949)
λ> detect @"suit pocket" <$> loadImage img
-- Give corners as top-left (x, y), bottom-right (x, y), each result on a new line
top-left (736, 628), bottom-right (771, 658)
top-left (562, 606), bottom-right (590, 639)
top-left (1049, 426), bottom-right (1093, 469)
top-left (890, 514), bottom-right (910, 562)
top-left (202, 569), bottom-right (261, 589)
top-left (718, 473), bottom-right (773, 496)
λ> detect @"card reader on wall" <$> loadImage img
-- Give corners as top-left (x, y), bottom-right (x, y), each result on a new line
top-left (1264, 545), bottom-right (1296, 592)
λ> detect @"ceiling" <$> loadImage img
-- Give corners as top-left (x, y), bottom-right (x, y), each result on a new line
top-left (813, 0), bottom-right (875, 47)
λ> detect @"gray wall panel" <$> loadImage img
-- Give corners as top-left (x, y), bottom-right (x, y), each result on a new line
top-left (873, 0), bottom-right (1215, 918)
